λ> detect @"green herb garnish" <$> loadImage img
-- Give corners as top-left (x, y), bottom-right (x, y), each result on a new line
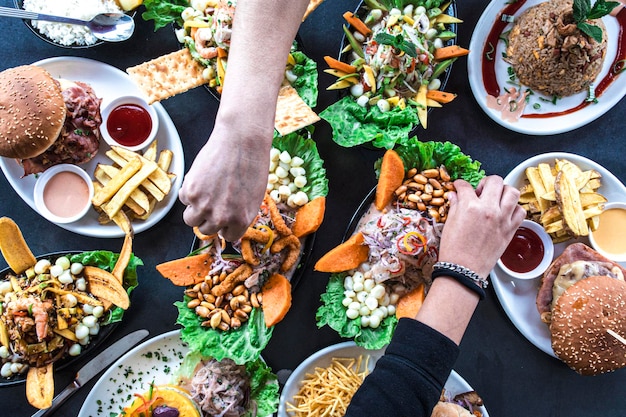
top-left (573, 0), bottom-right (619, 43)
top-left (374, 32), bottom-right (418, 58)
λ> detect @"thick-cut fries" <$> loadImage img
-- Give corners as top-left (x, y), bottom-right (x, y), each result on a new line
top-left (103, 159), bottom-right (158, 218)
top-left (92, 156), bottom-right (142, 206)
top-left (285, 356), bottom-right (371, 417)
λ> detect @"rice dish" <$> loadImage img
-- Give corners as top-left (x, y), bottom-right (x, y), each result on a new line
top-left (22, 0), bottom-right (122, 46)
top-left (504, 0), bottom-right (607, 97)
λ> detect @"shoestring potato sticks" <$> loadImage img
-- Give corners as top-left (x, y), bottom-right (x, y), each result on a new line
top-left (285, 355), bottom-right (371, 417)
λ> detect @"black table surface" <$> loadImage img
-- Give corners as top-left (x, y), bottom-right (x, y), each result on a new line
top-left (2, 0), bottom-right (626, 416)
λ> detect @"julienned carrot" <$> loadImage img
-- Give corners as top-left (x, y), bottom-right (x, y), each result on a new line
top-left (343, 11), bottom-right (372, 36)
top-left (324, 56), bottom-right (357, 74)
top-left (426, 90), bottom-right (457, 104)
top-left (433, 45), bottom-right (470, 61)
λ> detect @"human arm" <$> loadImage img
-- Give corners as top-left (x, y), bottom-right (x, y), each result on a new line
top-left (179, 0), bottom-right (310, 242)
top-left (346, 176), bottom-right (525, 416)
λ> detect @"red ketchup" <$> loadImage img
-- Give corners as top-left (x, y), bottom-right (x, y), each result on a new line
top-left (500, 227), bottom-right (544, 273)
top-left (106, 104), bottom-right (152, 147)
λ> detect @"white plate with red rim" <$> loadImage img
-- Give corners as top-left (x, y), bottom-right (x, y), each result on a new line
top-left (467, 0), bottom-right (626, 135)
top-left (0, 57), bottom-right (184, 238)
top-left (491, 152), bottom-right (626, 357)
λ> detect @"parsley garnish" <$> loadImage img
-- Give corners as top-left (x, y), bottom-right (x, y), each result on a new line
top-left (573, 0), bottom-right (619, 42)
top-left (374, 32), bottom-right (418, 58)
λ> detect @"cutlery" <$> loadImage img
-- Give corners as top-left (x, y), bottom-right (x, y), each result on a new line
top-left (0, 6), bottom-right (135, 42)
top-left (30, 329), bottom-right (149, 417)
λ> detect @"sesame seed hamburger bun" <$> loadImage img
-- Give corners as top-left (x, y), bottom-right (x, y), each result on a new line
top-left (550, 275), bottom-right (626, 375)
top-left (0, 65), bottom-right (67, 159)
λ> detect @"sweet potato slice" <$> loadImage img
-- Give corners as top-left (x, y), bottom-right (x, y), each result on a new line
top-left (26, 363), bottom-right (54, 409)
top-left (292, 196), bottom-right (326, 238)
top-left (375, 150), bottom-right (405, 211)
top-left (261, 273), bottom-right (292, 327)
top-left (0, 217), bottom-right (36, 274)
top-left (314, 232), bottom-right (369, 272)
top-left (156, 253), bottom-right (213, 286)
top-left (395, 284), bottom-right (425, 319)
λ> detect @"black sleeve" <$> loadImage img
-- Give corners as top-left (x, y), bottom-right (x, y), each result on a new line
top-left (345, 318), bottom-right (459, 417)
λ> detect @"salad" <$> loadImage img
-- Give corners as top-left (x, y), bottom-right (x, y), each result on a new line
top-left (142, 0), bottom-right (318, 107)
top-left (316, 141), bottom-right (484, 349)
top-left (320, 0), bottom-right (468, 149)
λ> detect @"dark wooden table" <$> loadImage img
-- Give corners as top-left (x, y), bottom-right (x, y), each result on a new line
top-left (1, 0), bottom-right (626, 415)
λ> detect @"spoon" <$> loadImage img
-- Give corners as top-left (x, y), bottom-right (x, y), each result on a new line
top-left (0, 6), bottom-right (135, 42)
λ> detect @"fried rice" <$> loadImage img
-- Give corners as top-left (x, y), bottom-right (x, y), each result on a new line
top-left (504, 0), bottom-right (607, 97)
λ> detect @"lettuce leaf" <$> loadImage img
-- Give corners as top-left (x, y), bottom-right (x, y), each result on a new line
top-left (142, 0), bottom-right (186, 30)
top-left (176, 297), bottom-right (273, 364)
top-left (176, 351), bottom-right (279, 417)
top-left (271, 131), bottom-right (328, 200)
top-left (316, 274), bottom-right (397, 350)
top-left (319, 96), bottom-right (418, 149)
top-left (375, 139), bottom-right (485, 187)
top-left (70, 250), bottom-right (142, 325)
top-left (290, 47), bottom-right (318, 108)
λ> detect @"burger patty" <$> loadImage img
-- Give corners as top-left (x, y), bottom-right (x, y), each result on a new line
top-left (21, 81), bottom-right (102, 176)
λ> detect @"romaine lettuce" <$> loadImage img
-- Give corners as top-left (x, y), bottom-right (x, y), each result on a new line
top-left (142, 0), bottom-right (187, 30)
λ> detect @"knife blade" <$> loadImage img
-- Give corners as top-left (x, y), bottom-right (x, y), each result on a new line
top-left (31, 329), bottom-right (149, 417)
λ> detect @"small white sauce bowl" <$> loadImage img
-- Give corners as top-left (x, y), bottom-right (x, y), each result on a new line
top-left (100, 95), bottom-right (158, 152)
top-left (497, 219), bottom-right (554, 280)
top-left (589, 202), bottom-right (626, 263)
top-left (33, 164), bottom-right (94, 224)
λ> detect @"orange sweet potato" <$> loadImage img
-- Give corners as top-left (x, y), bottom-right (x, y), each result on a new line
top-left (292, 196), bottom-right (326, 238)
top-left (261, 273), bottom-right (292, 327)
top-left (314, 232), bottom-right (369, 273)
top-left (395, 284), bottom-right (425, 319)
top-left (426, 90), bottom-right (457, 104)
top-left (375, 149), bottom-right (405, 211)
top-left (156, 253), bottom-right (213, 286)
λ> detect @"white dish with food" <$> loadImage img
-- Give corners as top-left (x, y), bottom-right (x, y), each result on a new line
top-left (100, 95), bottom-right (159, 152)
top-left (491, 152), bottom-right (626, 357)
top-left (588, 201), bottom-right (626, 262)
top-left (497, 219), bottom-right (554, 280)
top-left (0, 57), bottom-right (184, 238)
top-left (467, 0), bottom-right (626, 135)
top-left (278, 341), bottom-right (489, 417)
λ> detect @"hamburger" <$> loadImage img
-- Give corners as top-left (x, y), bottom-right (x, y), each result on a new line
top-left (0, 65), bottom-right (102, 176)
top-left (536, 242), bottom-right (626, 375)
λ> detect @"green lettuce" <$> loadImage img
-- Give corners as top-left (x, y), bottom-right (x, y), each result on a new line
top-left (271, 131), bottom-right (328, 200)
top-left (142, 0), bottom-right (186, 30)
top-left (375, 139), bottom-right (485, 187)
top-left (70, 250), bottom-right (142, 325)
top-left (177, 351), bottom-right (279, 417)
top-left (319, 96), bottom-right (419, 149)
top-left (175, 297), bottom-right (273, 364)
top-left (316, 274), bottom-right (397, 350)
top-left (290, 45), bottom-right (318, 108)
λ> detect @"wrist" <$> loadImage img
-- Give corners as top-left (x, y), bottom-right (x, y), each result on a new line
top-left (431, 261), bottom-right (488, 299)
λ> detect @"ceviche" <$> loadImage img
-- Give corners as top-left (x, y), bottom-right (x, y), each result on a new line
top-left (320, 0), bottom-right (468, 148)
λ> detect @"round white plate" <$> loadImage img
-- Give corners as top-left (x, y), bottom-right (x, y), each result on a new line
top-left (0, 57), bottom-right (184, 238)
top-left (278, 341), bottom-right (489, 417)
top-left (468, 0), bottom-right (626, 135)
top-left (491, 152), bottom-right (626, 356)
top-left (78, 330), bottom-right (187, 417)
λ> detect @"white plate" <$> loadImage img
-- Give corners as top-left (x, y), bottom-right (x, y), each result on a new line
top-left (78, 330), bottom-right (188, 417)
top-left (278, 341), bottom-right (489, 417)
top-left (491, 152), bottom-right (626, 356)
top-left (0, 57), bottom-right (184, 238)
top-left (468, 0), bottom-right (626, 135)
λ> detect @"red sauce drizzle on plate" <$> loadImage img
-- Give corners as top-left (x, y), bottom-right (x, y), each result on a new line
top-left (481, 2), bottom-right (626, 118)
top-left (106, 104), bottom-right (152, 147)
top-left (500, 227), bottom-right (544, 273)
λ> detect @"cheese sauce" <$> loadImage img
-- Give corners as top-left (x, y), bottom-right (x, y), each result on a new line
top-left (592, 207), bottom-right (626, 256)
top-left (43, 171), bottom-right (90, 218)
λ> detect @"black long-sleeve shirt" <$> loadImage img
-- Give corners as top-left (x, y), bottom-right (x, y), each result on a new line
top-left (345, 318), bottom-right (459, 417)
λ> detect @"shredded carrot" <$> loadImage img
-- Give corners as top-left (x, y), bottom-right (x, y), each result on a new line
top-left (343, 11), bottom-right (372, 36)
top-left (324, 56), bottom-right (357, 74)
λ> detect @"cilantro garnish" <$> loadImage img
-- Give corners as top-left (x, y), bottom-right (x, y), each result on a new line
top-left (573, 0), bottom-right (619, 43)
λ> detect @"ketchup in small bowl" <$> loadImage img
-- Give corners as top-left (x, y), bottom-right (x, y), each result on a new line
top-left (101, 95), bottom-right (158, 151)
top-left (497, 219), bottom-right (554, 280)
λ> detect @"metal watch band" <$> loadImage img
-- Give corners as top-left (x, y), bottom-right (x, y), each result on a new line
top-left (431, 261), bottom-right (489, 299)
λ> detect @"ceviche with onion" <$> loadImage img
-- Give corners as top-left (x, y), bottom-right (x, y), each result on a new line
top-left (320, 0), bottom-right (468, 148)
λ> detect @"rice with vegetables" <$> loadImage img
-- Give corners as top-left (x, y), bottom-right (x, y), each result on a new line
top-left (504, 0), bottom-right (607, 97)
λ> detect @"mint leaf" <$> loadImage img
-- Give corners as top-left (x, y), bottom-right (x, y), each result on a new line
top-left (588, 0), bottom-right (620, 19)
top-left (573, 0), bottom-right (590, 22)
top-left (577, 22), bottom-right (603, 42)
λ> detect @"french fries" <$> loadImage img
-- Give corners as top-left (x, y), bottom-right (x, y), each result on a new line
top-left (91, 140), bottom-right (176, 229)
top-left (519, 159), bottom-right (606, 242)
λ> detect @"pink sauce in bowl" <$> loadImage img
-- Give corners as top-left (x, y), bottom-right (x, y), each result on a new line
top-left (33, 164), bottom-right (94, 224)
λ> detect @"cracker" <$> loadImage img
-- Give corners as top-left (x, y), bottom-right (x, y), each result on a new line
top-left (303, 0), bottom-right (324, 20)
top-left (274, 84), bottom-right (320, 136)
top-left (126, 49), bottom-right (206, 104)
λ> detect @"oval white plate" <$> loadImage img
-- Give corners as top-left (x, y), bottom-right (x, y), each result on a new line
top-left (78, 330), bottom-right (187, 417)
top-left (468, 0), bottom-right (626, 135)
top-left (278, 341), bottom-right (489, 417)
top-left (491, 152), bottom-right (626, 356)
top-left (0, 57), bottom-right (184, 238)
